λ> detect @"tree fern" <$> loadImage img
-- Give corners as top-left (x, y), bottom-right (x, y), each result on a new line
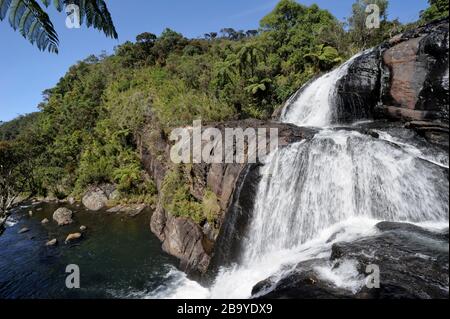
top-left (0, 0), bottom-right (117, 53)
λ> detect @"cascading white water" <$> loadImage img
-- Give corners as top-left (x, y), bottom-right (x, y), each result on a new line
top-left (244, 130), bottom-right (448, 261)
top-left (147, 52), bottom-right (449, 299)
top-left (281, 52), bottom-right (363, 127)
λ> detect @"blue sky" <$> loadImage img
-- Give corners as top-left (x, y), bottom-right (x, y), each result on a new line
top-left (0, 0), bottom-right (429, 122)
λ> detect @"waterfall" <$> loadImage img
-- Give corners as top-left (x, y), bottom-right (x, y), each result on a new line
top-left (149, 52), bottom-right (449, 299)
top-left (244, 130), bottom-right (448, 261)
top-left (281, 52), bottom-right (363, 127)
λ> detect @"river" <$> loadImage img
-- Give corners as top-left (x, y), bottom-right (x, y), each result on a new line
top-left (0, 202), bottom-right (177, 299)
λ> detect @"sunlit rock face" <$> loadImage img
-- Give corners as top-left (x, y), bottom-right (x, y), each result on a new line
top-left (282, 19), bottom-right (449, 130)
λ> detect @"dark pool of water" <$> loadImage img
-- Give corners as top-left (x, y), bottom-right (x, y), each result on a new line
top-left (0, 202), bottom-right (178, 299)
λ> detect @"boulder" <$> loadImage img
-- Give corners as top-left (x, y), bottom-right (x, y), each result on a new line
top-left (331, 222), bottom-right (449, 299)
top-left (161, 217), bottom-right (212, 274)
top-left (252, 259), bottom-right (355, 299)
top-left (82, 187), bottom-right (109, 211)
top-left (252, 222), bottom-right (449, 299)
top-left (65, 233), bottom-right (82, 244)
top-left (52, 208), bottom-right (73, 226)
top-left (150, 202), bottom-right (212, 274)
top-left (45, 239), bottom-right (57, 246)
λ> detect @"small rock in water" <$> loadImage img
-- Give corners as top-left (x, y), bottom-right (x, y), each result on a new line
top-left (80, 225), bottom-right (87, 232)
top-left (18, 227), bottom-right (30, 234)
top-left (107, 204), bottom-right (146, 216)
top-left (106, 205), bottom-right (123, 213)
top-left (368, 130), bottom-right (380, 139)
top-left (129, 204), bottom-right (146, 217)
top-left (36, 208), bottom-right (43, 211)
top-left (65, 233), bottom-right (82, 244)
top-left (29, 211), bottom-right (33, 216)
top-left (46, 239), bottom-right (57, 246)
top-left (41, 218), bottom-right (49, 225)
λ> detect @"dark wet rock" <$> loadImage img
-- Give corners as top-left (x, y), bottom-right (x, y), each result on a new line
top-left (375, 221), bottom-right (449, 241)
top-left (367, 130), bottom-right (380, 139)
top-left (253, 222), bottom-right (449, 299)
top-left (334, 48), bottom-right (383, 123)
top-left (52, 208), bottom-right (73, 226)
top-left (405, 121), bottom-right (450, 148)
top-left (252, 258), bottom-right (356, 299)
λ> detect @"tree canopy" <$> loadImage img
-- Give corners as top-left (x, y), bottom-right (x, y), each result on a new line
top-left (420, 0), bottom-right (449, 23)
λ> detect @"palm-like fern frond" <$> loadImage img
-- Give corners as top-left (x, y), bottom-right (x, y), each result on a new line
top-left (0, 0), bottom-right (118, 53)
top-left (1, 0), bottom-right (59, 52)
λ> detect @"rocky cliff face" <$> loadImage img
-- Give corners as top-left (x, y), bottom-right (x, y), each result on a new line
top-left (335, 19), bottom-right (449, 122)
top-left (138, 120), bottom-right (316, 275)
top-left (334, 18), bottom-right (449, 147)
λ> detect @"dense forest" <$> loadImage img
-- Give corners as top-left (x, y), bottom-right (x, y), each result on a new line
top-left (1, 0), bottom-right (448, 218)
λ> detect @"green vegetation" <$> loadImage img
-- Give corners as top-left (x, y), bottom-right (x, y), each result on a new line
top-left (1, 0), bottom-right (447, 225)
top-left (421, 0), bottom-right (449, 23)
top-left (161, 166), bottom-right (220, 225)
top-left (0, 0), bottom-right (117, 53)
top-left (0, 141), bottom-right (32, 231)
top-left (0, 112), bottom-right (39, 140)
